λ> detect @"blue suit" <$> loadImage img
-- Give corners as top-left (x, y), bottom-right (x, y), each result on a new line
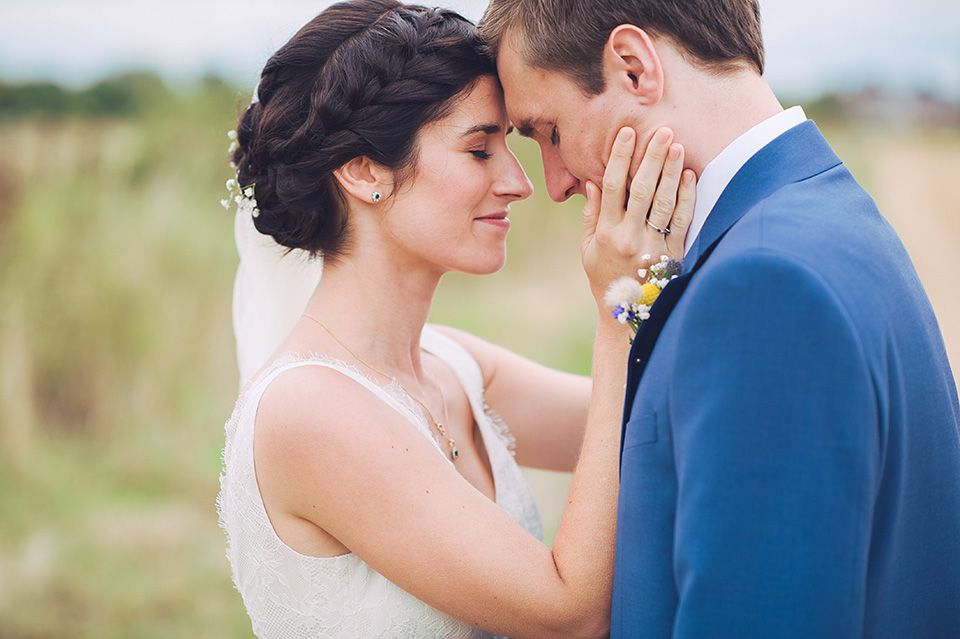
top-left (612, 121), bottom-right (960, 637)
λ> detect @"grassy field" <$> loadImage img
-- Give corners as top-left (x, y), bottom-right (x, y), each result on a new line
top-left (0, 81), bottom-right (957, 637)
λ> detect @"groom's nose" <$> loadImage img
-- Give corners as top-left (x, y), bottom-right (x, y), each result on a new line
top-left (540, 145), bottom-right (581, 202)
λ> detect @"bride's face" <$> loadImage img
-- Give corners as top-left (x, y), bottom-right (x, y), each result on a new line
top-left (379, 75), bottom-right (533, 276)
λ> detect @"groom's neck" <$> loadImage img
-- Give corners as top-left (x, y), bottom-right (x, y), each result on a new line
top-left (667, 68), bottom-right (784, 176)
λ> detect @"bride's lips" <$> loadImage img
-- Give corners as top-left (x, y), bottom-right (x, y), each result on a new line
top-left (474, 211), bottom-right (510, 229)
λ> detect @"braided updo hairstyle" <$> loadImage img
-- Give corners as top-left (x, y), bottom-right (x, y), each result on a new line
top-left (231, 0), bottom-right (495, 262)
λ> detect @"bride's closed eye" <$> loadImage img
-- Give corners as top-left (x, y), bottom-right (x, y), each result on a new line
top-left (462, 122), bottom-right (513, 162)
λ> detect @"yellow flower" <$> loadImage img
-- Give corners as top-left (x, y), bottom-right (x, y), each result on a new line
top-left (640, 281), bottom-right (661, 306)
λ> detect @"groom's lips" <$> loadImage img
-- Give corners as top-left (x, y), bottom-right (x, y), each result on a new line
top-left (475, 211), bottom-right (510, 229)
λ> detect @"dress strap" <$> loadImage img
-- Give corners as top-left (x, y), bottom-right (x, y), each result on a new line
top-left (420, 327), bottom-right (517, 455)
top-left (248, 355), bottom-right (442, 453)
top-left (420, 326), bottom-right (485, 398)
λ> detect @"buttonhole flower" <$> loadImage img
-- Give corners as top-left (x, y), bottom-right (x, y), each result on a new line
top-left (604, 255), bottom-right (681, 340)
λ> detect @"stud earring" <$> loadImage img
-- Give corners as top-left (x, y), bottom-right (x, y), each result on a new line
top-left (371, 191), bottom-right (382, 203)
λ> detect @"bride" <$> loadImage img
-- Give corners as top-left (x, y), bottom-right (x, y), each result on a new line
top-left (218, 1), bottom-right (694, 637)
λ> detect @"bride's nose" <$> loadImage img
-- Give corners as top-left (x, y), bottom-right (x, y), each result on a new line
top-left (495, 153), bottom-right (534, 202)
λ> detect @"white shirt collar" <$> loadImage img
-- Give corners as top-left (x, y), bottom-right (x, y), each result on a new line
top-left (683, 105), bottom-right (807, 257)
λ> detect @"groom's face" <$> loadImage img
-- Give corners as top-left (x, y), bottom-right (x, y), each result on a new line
top-left (497, 41), bottom-right (633, 203)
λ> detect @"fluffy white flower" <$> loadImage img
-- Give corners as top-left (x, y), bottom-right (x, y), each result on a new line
top-left (604, 276), bottom-right (645, 308)
top-left (605, 256), bottom-right (682, 341)
top-left (227, 130), bottom-right (237, 140)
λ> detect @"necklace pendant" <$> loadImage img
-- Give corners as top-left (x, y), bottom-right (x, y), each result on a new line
top-left (451, 446), bottom-right (459, 460)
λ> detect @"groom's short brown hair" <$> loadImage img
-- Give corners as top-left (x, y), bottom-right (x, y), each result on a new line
top-left (479, 0), bottom-right (764, 95)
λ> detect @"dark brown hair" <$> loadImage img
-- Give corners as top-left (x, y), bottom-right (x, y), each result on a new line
top-left (232, 0), bottom-right (494, 260)
top-left (479, 0), bottom-right (764, 95)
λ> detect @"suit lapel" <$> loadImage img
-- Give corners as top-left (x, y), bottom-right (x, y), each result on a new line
top-left (620, 239), bottom-right (718, 437)
top-left (620, 121), bottom-right (842, 457)
top-left (685, 120), bottom-right (840, 266)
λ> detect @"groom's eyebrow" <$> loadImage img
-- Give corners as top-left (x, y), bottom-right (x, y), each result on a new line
top-left (516, 121), bottom-right (535, 138)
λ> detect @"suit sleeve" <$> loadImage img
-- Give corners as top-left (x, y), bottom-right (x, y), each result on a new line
top-left (669, 250), bottom-right (881, 638)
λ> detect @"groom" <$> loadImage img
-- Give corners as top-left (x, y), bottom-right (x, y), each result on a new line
top-left (480, 1), bottom-right (960, 637)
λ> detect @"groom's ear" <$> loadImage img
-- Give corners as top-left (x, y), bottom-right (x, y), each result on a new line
top-left (603, 25), bottom-right (664, 105)
top-left (333, 157), bottom-right (391, 205)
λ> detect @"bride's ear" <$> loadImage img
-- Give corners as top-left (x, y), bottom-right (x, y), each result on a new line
top-left (333, 157), bottom-right (391, 204)
top-left (603, 24), bottom-right (664, 105)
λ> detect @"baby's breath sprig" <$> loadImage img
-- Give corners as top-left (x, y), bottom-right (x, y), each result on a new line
top-left (604, 254), bottom-right (681, 337)
top-left (221, 130), bottom-right (259, 218)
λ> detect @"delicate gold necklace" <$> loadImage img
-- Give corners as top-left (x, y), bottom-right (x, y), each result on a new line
top-left (302, 313), bottom-right (459, 461)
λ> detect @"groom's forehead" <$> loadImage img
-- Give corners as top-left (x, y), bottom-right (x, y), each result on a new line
top-left (496, 50), bottom-right (555, 132)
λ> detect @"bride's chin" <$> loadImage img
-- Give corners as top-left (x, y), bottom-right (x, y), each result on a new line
top-left (460, 253), bottom-right (507, 277)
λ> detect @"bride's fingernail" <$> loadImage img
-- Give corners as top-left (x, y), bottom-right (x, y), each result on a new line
top-left (616, 128), bottom-right (633, 144)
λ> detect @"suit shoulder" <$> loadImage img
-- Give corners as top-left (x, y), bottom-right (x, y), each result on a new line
top-left (692, 247), bottom-right (849, 312)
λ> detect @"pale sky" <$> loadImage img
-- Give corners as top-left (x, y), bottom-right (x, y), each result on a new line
top-left (1, 0), bottom-right (958, 99)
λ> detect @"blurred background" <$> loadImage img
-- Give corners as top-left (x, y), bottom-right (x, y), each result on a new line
top-left (0, 1), bottom-right (957, 636)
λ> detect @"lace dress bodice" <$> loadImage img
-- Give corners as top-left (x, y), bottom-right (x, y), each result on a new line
top-left (218, 327), bottom-right (543, 638)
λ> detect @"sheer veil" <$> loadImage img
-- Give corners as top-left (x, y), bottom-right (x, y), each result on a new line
top-left (229, 81), bottom-right (326, 388)
top-left (232, 208), bottom-right (323, 388)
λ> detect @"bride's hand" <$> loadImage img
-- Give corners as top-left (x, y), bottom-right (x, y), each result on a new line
top-left (581, 126), bottom-right (696, 308)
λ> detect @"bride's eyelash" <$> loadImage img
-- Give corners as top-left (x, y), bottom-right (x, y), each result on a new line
top-left (470, 150), bottom-right (492, 160)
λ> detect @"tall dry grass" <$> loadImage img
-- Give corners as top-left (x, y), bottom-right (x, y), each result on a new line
top-left (0, 85), bottom-right (251, 638)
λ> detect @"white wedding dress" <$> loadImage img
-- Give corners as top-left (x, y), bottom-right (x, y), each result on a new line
top-left (218, 325), bottom-right (544, 638)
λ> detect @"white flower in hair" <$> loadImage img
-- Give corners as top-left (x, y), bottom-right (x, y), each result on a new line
top-left (222, 131), bottom-right (259, 217)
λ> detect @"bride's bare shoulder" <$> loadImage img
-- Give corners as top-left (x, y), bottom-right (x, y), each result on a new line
top-left (255, 362), bottom-right (382, 439)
